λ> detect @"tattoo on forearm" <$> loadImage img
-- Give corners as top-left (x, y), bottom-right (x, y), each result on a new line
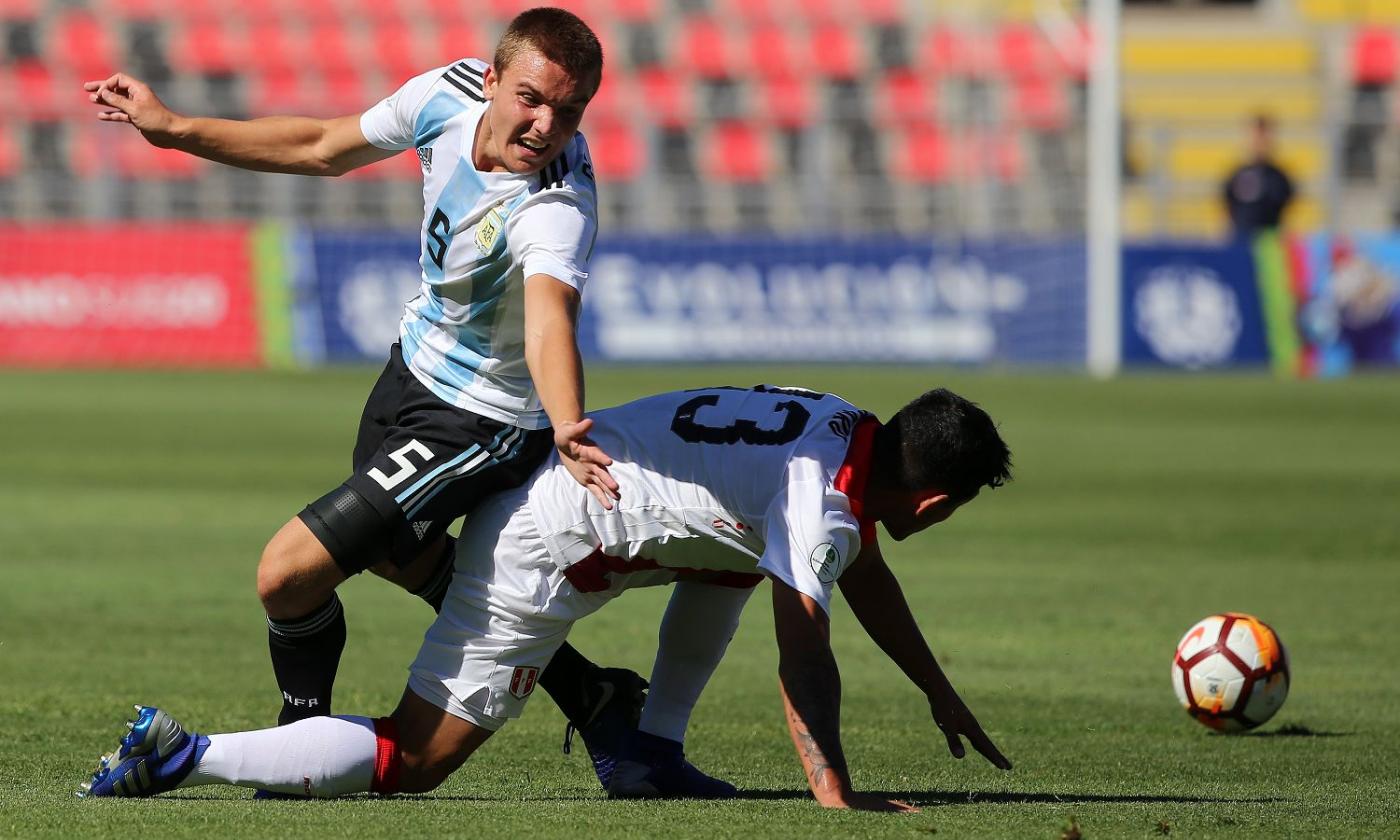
top-left (783, 659), bottom-right (849, 790)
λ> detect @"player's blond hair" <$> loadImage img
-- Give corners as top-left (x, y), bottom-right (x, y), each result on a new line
top-left (494, 7), bottom-right (604, 94)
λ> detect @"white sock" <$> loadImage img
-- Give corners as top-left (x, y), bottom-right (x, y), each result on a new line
top-left (182, 715), bottom-right (379, 797)
top-left (640, 581), bottom-right (754, 743)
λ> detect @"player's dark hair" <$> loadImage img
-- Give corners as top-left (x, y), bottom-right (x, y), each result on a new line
top-left (873, 388), bottom-right (1012, 502)
top-left (494, 7), bottom-right (604, 94)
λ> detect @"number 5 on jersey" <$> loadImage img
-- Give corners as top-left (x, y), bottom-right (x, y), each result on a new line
top-left (369, 440), bottom-right (436, 490)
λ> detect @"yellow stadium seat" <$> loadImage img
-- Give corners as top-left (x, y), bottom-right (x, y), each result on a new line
top-left (1124, 87), bottom-right (1321, 123)
top-left (1168, 138), bottom-right (1324, 181)
top-left (1123, 38), bottom-right (1315, 75)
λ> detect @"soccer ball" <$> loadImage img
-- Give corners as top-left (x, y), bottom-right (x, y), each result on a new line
top-left (1171, 612), bottom-right (1290, 732)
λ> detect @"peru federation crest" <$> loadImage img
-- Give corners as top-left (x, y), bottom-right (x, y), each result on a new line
top-left (508, 665), bottom-right (539, 699)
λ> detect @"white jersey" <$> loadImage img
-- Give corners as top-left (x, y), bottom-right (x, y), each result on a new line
top-left (360, 59), bottom-right (599, 429)
top-left (527, 386), bottom-right (878, 614)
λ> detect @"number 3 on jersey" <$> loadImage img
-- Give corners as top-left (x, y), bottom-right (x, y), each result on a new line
top-left (670, 387), bottom-right (815, 446)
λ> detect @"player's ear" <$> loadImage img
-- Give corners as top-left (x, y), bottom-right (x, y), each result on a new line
top-left (912, 489), bottom-right (951, 518)
top-left (483, 64), bottom-right (498, 99)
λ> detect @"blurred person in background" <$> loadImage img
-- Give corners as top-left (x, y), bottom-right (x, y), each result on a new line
top-left (1222, 114), bottom-right (1295, 240)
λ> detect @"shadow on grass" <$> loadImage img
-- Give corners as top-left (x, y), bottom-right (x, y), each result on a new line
top-left (1246, 723), bottom-right (1350, 738)
top-left (729, 790), bottom-right (1286, 807)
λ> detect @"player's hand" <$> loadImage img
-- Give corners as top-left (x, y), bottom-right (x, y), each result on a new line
top-left (83, 73), bottom-right (180, 143)
top-left (928, 683), bottom-right (1012, 771)
top-left (822, 792), bottom-right (919, 813)
top-left (554, 418), bottom-right (619, 510)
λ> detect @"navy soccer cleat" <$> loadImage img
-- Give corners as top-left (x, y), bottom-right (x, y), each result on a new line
top-left (607, 730), bottom-right (738, 800)
top-left (78, 705), bottom-right (208, 798)
top-left (562, 666), bottom-right (648, 790)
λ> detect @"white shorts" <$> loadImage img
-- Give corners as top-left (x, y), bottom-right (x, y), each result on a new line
top-left (407, 485), bottom-right (676, 729)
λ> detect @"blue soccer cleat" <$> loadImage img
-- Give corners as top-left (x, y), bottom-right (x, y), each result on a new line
top-left (78, 705), bottom-right (208, 798)
top-left (607, 730), bottom-right (738, 800)
top-left (562, 667), bottom-right (648, 790)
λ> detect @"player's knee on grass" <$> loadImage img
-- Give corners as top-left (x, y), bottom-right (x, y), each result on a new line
top-left (256, 517), bottom-right (349, 618)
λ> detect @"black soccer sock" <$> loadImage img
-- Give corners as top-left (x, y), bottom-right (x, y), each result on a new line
top-left (267, 594), bottom-right (347, 726)
top-left (410, 535), bottom-right (456, 614)
top-left (539, 641), bottom-right (598, 724)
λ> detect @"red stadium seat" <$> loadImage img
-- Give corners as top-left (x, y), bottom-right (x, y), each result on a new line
top-left (586, 71), bottom-right (627, 120)
top-left (747, 23), bottom-right (806, 80)
top-left (973, 129), bottom-right (1025, 183)
top-left (754, 74), bottom-right (817, 129)
top-left (487, 0), bottom-right (534, 22)
top-left (874, 67), bottom-right (937, 128)
top-left (585, 115), bottom-right (645, 182)
top-left (1010, 75), bottom-right (1069, 131)
top-left (704, 119), bottom-right (771, 183)
top-left (0, 122), bottom-right (18, 178)
top-left (603, 0), bottom-right (659, 24)
top-left (435, 21), bottom-right (485, 68)
top-left (894, 122), bottom-right (954, 184)
top-left (1049, 19), bottom-right (1091, 81)
top-left (793, 0), bottom-right (845, 24)
top-left (174, 19), bottom-right (242, 74)
top-left (293, 0), bottom-right (343, 25)
top-left (96, 0), bottom-right (168, 20)
top-left (638, 66), bottom-right (694, 128)
top-left (115, 130), bottom-right (203, 178)
top-left (250, 67), bottom-right (312, 115)
top-left (921, 26), bottom-right (994, 78)
top-left (9, 60), bottom-right (63, 120)
top-left (245, 21), bottom-right (299, 78)
top-left (714, 0), bottom-right (776, 27)
top-left (678, 15), bottom-right (733, 81)
top-left (851, 0), bottom-right (901, 25)
top-left (343, 148), bottom-right (420, 180)
top-left (53, 10), bottom-right (120, 83)
top-left (1352, 27), bottom-right (1399, 86)
top-left (372, 21), bottom-right (423, 84)
top-left (420, 0), bottom-right (468, 26)
top-left (307, 21), bottom-right (358, 78)
top-left (809, 22), bottom-right (864, 81)
top-left (997, 23), bottom-right (1052, 79)
top-left (319, 67), bottom-right (374, 114)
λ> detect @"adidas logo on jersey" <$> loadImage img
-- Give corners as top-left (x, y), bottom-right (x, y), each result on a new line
top-left (412, 520), bottom-right (432, 539)
top-left (416, 147), bottom-right (433, 173)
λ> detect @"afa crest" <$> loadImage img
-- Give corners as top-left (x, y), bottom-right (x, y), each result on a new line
top-left (475, 204), bottom-right (506, 254)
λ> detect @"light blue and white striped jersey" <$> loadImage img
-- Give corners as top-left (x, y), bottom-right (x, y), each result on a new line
top-left (360, 58), bottom-right (599, 429)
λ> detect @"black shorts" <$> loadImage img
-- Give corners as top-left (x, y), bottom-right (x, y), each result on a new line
top-left (299, 345), bottom-right (554, 576)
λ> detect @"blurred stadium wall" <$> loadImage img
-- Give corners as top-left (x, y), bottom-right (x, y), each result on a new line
top-left (0, 0), bottom-right (1396, 373)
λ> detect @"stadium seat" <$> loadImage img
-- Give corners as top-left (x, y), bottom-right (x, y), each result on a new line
top-left (793, 0), bottom-right (845, 25)
top-left (921, 26), bottom-right (995, 78)
top-left (8, 60), bottom-right (63, 120)
top-left (996, 22), bottom-right (1052, 79)
top-left (307, 21), bottom-right (359, 78)
top-left (1010, 75), bottom-right (1070, 132)
top-left (746, 23), bottom-right (806, 80)
top-left (603, 0), bottom-right (660, 24)
top-left (585, 115), bottom-right (645, 182)
top-left (1351, 26), bottom-right (1398, 85)
top-left (97, 0), bottom-right (167, 20)
top-left (343, 147), bottom-right (419, 180)
top-left (754, 73), bottom-right (817, 130)
top-left (434, 21), bottom-right (485, 68)
top-left (53, 9), bottom-right (120, 83)
top-left (874, 67), bottom-right (937, 127)
top-left (678, 15), bottom-right (733, 81)
top-left (249, 67), bottom-right (312, 115)
top-left (809, 21), bottom-right (865, 81)
top-left (587, 71), bottom-right (627, 120)
top-left (638, 66), bottom-right (694, 128)
top-left (115, 129), bottom-right (203, 179)
top-left (893, 122), bottom-right (954, 183)
top-left (703, 119), bottom-right (771, 183)
top-left (245, 20), bottom-right (299, 79)
top-left (0, 0), bottom-right (38, 17)
top-left (0, 121), bottom-right (18, 179)
top-left (319, 67), bottom-right (375, 115)
top-left (851, 0), bottom-right (902, 25)
top-left (173, 19), bottom-right (241, 74)
top-left (372, 20), bottom-right (423, 84)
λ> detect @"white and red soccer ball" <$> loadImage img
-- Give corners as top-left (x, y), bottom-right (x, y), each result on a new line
top-left (1172, 613), bottom-right (1290, 733)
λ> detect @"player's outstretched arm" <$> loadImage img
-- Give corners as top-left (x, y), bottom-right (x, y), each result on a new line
top-left (771, 578), bottom-right (917, 813)
top-left (83, 72), bottom-right (395, 176)
top-left (524, 274), bottom-right (618, 509)
top-left (837, 543), bottom-right (1012, 771)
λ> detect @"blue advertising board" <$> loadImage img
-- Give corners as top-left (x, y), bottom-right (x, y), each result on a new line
top-left (292, 231), bottom-right (1088, 366)
top-left (1121, 243), bottom-right (1270, 368)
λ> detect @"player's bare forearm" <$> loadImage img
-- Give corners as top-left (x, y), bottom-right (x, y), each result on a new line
top-left (778, 649), bottom-right (852, 804)
top-left (839, 543), bottom-right (1012, 770)
top-left (523, 275), bottom-right (587, 427)
top-left (158, 114), bottom-right (385, 176)
top-left (838, 543), bottom-right (949, 695)
top-left (523, 274), bottom-right (617, 505)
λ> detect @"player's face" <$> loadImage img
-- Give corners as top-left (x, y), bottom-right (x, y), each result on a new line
top-left (481, 50), bottom-right (595, 175)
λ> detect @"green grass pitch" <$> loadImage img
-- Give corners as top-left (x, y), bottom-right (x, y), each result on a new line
top-left (1, 367), bottom-right (1398, 838)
